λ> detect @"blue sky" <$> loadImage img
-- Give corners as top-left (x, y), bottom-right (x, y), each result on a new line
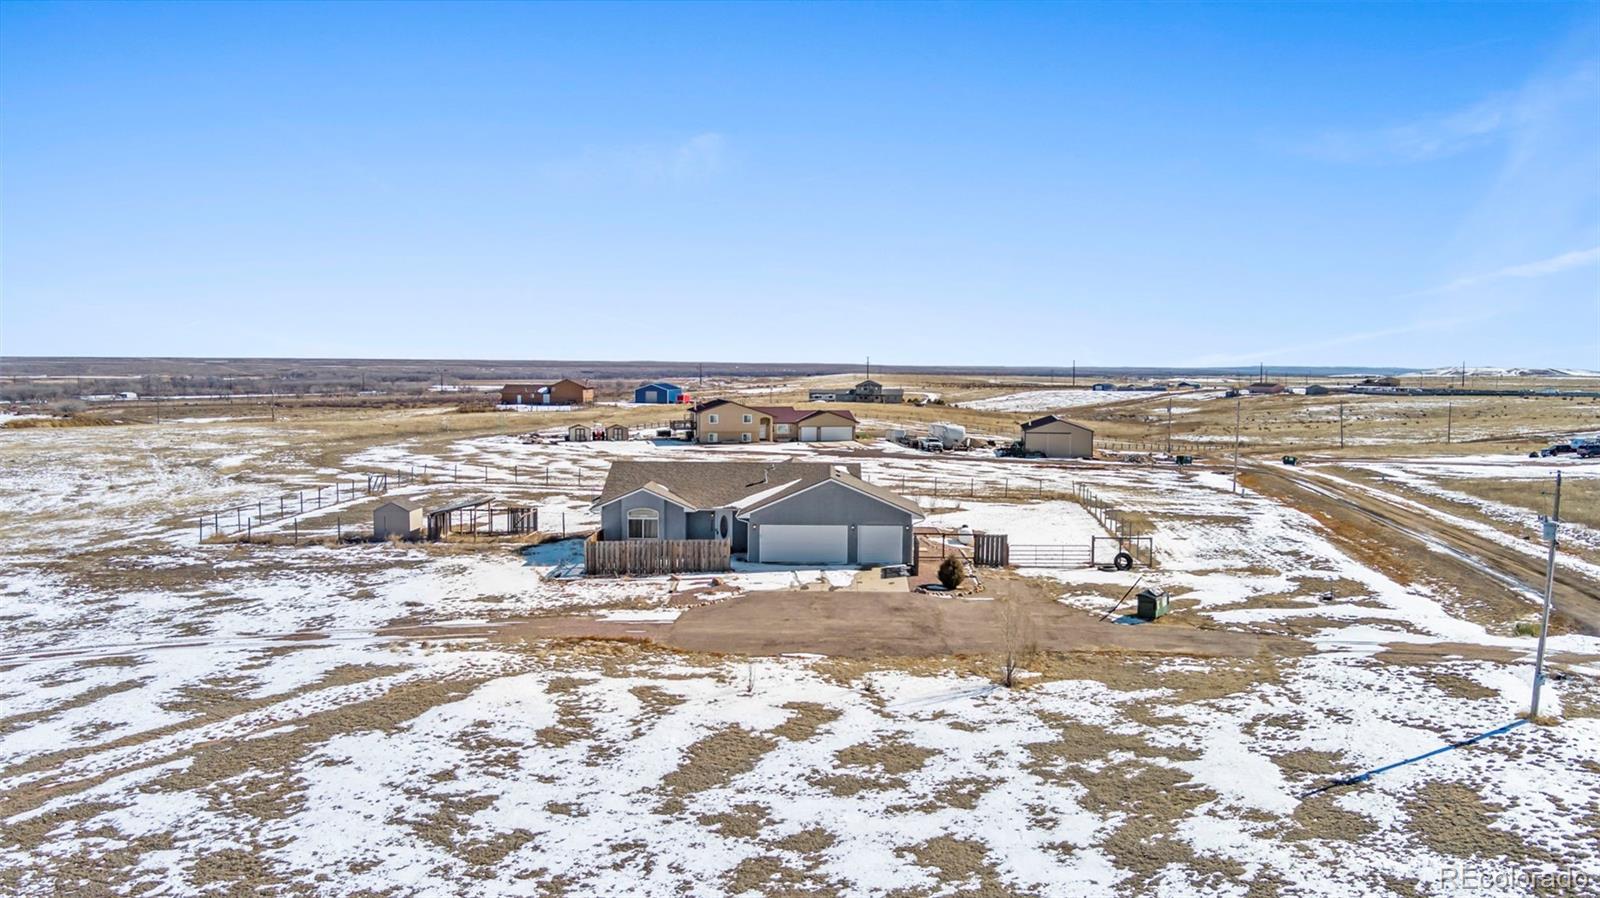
top-left (2, 1), bottom-right (1596, 368)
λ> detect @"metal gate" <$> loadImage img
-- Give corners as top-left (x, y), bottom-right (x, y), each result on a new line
top-left (1091, 536), bottom-right (1155, 568)
top-left (1007, 544), bottom-right (1093, 567)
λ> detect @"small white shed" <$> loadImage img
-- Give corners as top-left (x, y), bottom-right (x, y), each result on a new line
top-left (373, 498), bottom-right (424, 540)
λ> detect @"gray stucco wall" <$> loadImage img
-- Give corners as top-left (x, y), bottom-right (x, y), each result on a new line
top-left (743, 481), bottom-right (916, 565)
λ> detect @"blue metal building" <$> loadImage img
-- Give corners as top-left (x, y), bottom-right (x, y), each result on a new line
top-left (633, 382), bottom-right (684, 404)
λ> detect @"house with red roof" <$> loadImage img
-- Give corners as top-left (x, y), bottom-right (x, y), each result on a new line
top-left (691, 399), bottom-right (858, 444)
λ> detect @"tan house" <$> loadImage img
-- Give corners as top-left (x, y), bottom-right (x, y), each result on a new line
top-left (548, 378), bottom-right (595, 405)
top-left (1020, 415), bottom-right (1094, 458)
top-left (692, 400), bottom-right (857, 444)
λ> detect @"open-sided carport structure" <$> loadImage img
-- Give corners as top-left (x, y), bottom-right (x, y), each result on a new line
top-left (426, 496), bottom-right (537, 540)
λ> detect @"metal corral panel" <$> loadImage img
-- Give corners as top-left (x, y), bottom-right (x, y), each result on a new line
top-left (757, 525), bottom-right (849, 564)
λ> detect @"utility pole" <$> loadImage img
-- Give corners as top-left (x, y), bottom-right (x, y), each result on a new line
top-left (1166, 396), bottom-right (1173, 454)
top-left (1232, 395), bottom-right (1242, 493)
top-left (1446, 402), bottom-right (1453, 444)
top-left (1338, 402), bottom-right (1345, 449)
top-left (1071, 360), bottom-right (1076, 387)
top-left (1530, 472), bottom-right (1562, 719)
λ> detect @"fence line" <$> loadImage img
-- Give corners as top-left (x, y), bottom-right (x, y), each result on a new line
top-left (583, 533), bottom-right (730, 576)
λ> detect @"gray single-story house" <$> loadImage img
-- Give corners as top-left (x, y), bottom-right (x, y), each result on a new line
top-left (1020, 415), bottom-right (1095, 458)
top-left (590, 460), bottom-right (924, 566)
top-left (373, 497), bottom-right (423, 540)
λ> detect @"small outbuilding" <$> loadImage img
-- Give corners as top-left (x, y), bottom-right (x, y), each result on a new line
top-left (1091, 382), bottom-right (1116, 392)
top-left (634, 382), bottom-right (684, 404)
top-left (1020, 415), bottom-right (1095, 458)
top-left (1304, 384), bottom-right (1331, 396)
top-left (605, 424), bottom-right (631, 441)
top-left (567, 424), bottom-right (592, 442)
top-left (373, 498), bottom-right (424, 540)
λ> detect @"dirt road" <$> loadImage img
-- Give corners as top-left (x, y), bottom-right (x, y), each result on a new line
top-left (1243, 461), bottom-right (1600, 635)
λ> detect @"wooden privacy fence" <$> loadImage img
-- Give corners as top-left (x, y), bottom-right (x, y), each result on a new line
top-left (584, 534), bottom-right (731, 576)
top-left (973, 532), bottom-right (1009, 566)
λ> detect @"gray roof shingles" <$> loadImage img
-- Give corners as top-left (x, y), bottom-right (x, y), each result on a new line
top-left (592, 460), bottom-right (866, 511)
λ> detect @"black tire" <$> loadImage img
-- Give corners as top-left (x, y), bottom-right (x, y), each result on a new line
top-left (1113, 551), bottom-right (1134, 571)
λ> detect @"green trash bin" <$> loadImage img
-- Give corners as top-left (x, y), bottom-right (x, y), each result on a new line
top-left (1136, 588), bottom-right (1169, 621)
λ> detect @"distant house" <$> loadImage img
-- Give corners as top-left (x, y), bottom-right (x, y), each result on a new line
top-left (692, 399), bottom-right (857, 444)
top-left (500, 383), bottom-right (543, 405)
top-left (589, 460), bottom-right (923, 568)
top-left (634, 382), bottom-right (685, 404)
top-left (1020, 415), bottom-right (1095, 458)
top-left (547, 378), bottom-right (595, 405)
top-left (372, 498), bottom-right (423, 540)
top-left (1304, 384), bottom-right (1331, 396)
top-left (1246, 383), bottom-right (1285, 395)
top-left (1361, 376), bottom-right (1402, 388)
top-left (808, 379), bottom-right (905, 404)
top-left (1091, 383), bottom-right (1116, 392)
top-left (500, 378), bottom-right (594, 406)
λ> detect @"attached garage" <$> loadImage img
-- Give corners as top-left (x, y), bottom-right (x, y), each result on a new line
top-left (756, 525), bottom-right (849, 564)
top-left (742, 474), bottom-right (924, 567)
top-left (856, 525), bottom-right (906, 564)
top-left (795, 411), bottom-right (857, 442)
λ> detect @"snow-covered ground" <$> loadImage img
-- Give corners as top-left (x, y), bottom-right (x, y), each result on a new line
top-left (957, 389), bottom-right (1154, 412)
top-left (1, 413), bottom-right (1597, 896)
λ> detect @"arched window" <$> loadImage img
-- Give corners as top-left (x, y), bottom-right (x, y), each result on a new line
top-left (626, 508), bottom-right (660, 540)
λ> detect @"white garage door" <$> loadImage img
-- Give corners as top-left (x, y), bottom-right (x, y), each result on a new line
top-left (759, 525), bottom-right (848, 564)
top-left (800, 426), bottom-right (818, 441)
top-left (818, 426), bottom-right (854, 441)
top-left (856, 525), bottom-right (904, 565)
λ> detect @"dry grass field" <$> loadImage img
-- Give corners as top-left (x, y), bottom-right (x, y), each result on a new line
top-left (2, 375), bottom-right (1598, 896)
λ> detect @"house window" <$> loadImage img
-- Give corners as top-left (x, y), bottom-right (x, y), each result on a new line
top-left (708, 413), bottom-right (719, 424)
top-left (740, 433), bottom-right (752, 443)
top-left (706, 432), bottom-right (719, 443)
top-left (742, 414), bottom-right (753, 424)
top-left (775, 424), bottom-right (790, 434)
top-left (626, 508), bottom-right (660, 539)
